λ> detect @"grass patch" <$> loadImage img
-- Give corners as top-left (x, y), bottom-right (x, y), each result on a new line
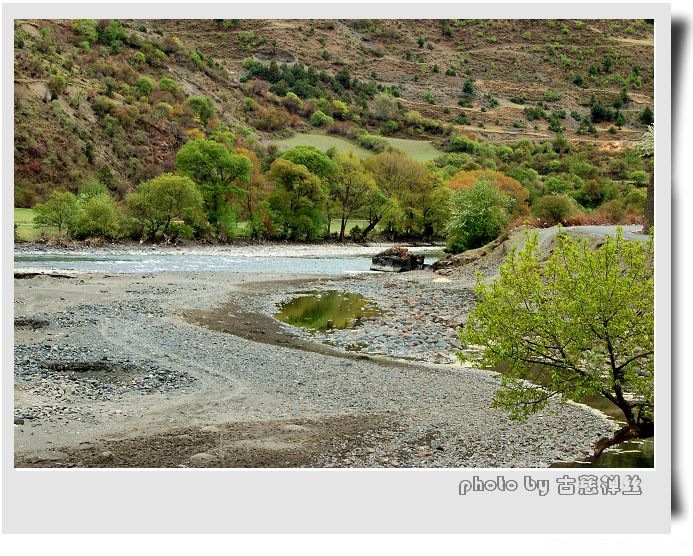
top-left (269, 133), bottom-right (444, 162)
top-left (269, 133), bottom-right (372, 159)
top-left (381, 137), bottom-right (444, 161)
top-left (14, 208), bottom-right (41, 241)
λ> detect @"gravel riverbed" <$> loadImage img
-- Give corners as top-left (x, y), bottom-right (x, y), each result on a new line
top-left (13, 267), bottom-right (617, 468)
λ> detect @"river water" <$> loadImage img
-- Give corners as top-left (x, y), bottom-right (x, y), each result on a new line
top-left (13, 244), bottom-right (444, 275)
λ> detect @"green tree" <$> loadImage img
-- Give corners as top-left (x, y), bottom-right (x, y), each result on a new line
top-left (268, 158), bottom-right (327, 240)
top-left (363, 150), bottom-right (432, 238)
top-left (458, 230), bottom-right (654, 456)
top-left (331, 152), bottom-right (375, 241)
top-left (639, 106), bottom-right (654, 125)
top-left (281, 146), bottom-right (338, 235)
top-left (175, 139), bottom-right (252, 234)
top-left (126, 173), bottom-right (204, 240)
top-left (186, 96), bottom-right (216, 126)
top-left (71, 193), bottom-right (123, 239)
top-left (281, 146), bottom-right (337, 181)
top-left (33, 191), bottom-right (79, 236)
top-left (446, 179), bottom-right (513, 253)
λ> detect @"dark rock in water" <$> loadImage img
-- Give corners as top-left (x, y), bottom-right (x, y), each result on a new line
top-left (371, 246), bottom-right (424, 272)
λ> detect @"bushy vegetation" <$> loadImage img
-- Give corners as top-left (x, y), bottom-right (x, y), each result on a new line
top-left (15, 19), bottom-right (652, 246)
top-left (446, 179), bottom-right (513, 253)
top-left (458, 229), bottom-right (654, 448)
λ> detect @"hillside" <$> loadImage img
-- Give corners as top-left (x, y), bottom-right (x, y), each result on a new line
top-left (13, 18), bottom-right (653, 206)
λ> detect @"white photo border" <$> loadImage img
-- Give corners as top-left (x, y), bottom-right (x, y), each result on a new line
top-left (2, 2), bottom-right (671, 534)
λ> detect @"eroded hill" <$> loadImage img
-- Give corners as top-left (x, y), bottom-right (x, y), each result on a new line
top-left (13, 18), bottom-right (654, 204)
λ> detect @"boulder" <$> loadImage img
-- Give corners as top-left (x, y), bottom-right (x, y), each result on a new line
top-left (370, 246), bottom-right (425, 272)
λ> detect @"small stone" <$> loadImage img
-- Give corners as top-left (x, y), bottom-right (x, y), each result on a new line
top-left (200, 425), bottom-right (220, 433)
top-left (189, 452), bottom-right (217, 467)
top-left (99, 451), bottom-right (115, 462)
top-left (283, 424), bottom-right (308, 432)
top-left (14, 418), bottom-right (25, 425)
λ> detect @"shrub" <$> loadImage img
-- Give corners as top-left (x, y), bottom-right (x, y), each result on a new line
top-left (542, 176), bottom-right (570, 195)
top-left (524, 105), bottom-right (545, 121)
top-left (629, 170), bottom-right (650, 186)
top-left (455, 112), bottom-right (471, 125)
top-left (590, 99), bottom-right (614, 123)
top-left (73, 19), bottom-right (98, 43)
top-left (135, 76), bottom-right (153, 97)
top-left (543, 89), bottom-right (561, 101)
top-left (372, 93), bottom-right (399, 121)
top-left (326, 120), bottom-right (353, 136)
top-left (446, 179), bottom-right (513, 253)
top-left (283, 91), bottom-right (303, 113)
top-left (639, 106), bottom-right (654, 125)
top-left (357, 133), bottom-right (388, 152)
top-left (158, 77), bottom-right (178, 93)
top-left (253, 107), bottom-right (297, 132)
top-left (129, 51), bottom-right (146, 68)
top-left (447, 134), bottom-right (480, 154)
top-left (72, 193), bottom-right (123, 239)
top-left (186, 96), bottom-right (215, 126)
top-left (332, 99), bottom-right (350, 120)
top-left (311, 110), bottom-right (334, 127)
top-left (569, 159), bottom-right (599, 179)
top-left (33, 191), bottom-right (79, 236)
top-left (47, 74), bottom-right (67, 99)
top-left (532, 194), bottom-right (574, 224)
top-left (100, 20), bottom-right (127, 53)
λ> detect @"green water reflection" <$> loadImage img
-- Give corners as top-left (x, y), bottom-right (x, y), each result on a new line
top-left (275, 290), bottom-right (382, 331)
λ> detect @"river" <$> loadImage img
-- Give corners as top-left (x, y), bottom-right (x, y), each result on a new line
top-left (13, 244), bottom-right (444, 275)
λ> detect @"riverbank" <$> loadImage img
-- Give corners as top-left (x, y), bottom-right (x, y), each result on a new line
top-left (13, 267), bottom-right (617, 468)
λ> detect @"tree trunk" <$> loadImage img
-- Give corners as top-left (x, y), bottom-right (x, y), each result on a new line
top-left (360, 214), bottom-right (382, 240)
top-left (642, 167), bottom-right (654, 234)
top-left (592, 422), bottom-right (654, 459)
top-left (339, 216), bottom-right (347, 242)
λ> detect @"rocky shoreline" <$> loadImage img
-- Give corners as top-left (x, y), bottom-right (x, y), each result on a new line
top-left (13, 266), bottom-right (618, 468)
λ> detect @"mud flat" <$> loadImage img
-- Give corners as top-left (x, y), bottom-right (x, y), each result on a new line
top-left (13, 268), bottom-right (616, 468)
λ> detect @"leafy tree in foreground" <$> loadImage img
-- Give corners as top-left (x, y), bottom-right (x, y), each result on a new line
top-left (458, 229), bottom-right (654, 456)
